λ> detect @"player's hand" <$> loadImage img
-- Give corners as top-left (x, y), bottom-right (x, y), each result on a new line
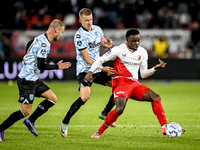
top-left (102, 38), bottom-right (113, 52)
top-left (85, 71), bottom-right (93, 82)
top-left (154, 59), bottom-right (167, 70)
top-left (102, 66), bottom-right (115, 76)
top-left (57, 60), bottom-right (71, 69)
top-left (104, 38), bottom-right (113, 49)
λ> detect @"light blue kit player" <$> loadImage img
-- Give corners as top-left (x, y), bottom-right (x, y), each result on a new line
top-left (0, 19), bottom-right (71, 142)
top-left (60, 8), bottom-right (116, 138)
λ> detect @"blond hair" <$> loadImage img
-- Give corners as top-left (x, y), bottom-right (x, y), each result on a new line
top-left (48, 19), bottom-right (65, 29)
top-left (79, 8), bottom-right (92, 19)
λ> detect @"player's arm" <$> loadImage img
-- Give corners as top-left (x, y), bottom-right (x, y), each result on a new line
top-left (85, 57), bottom-right (106, 82)
top-left (37, 57), bottom-right (71, 70)
top-left (140, 58), bottom-right (166, 79)
top-left (101, 36), bottom-right (113, 52)
top-left (80, 48), bottom-right (94, 65)
top-left (80, 48), bottom-right (111, 72)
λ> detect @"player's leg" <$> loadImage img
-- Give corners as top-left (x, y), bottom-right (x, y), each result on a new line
top-left (142, 89), bottom-right (168, 135)
top-left (0, 108), bottom-right (26, 142)
top-left (27, 89), bottom-right (56, 123)
top-left (92, 78), bottom-right (130, 138)
top-left (60, 73), bottom-right (91, 137)
top-left (23, 80), bottom-right (55, 136)
top-left (93, 72), bottom-right (116, 127)
top-left (128, 82), bottom-right (168, 135)
top-left (0, 108), bottom-right (27, 141)
top-left (0, 77), bottom-right (34, 141)
top-left (91, 97), bottom-right (126, 138)
top-left (60, 86), bottom-right (88, 137)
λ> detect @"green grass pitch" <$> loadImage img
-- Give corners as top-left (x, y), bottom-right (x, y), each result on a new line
top-left (0, 80), bottom-right (200, 150)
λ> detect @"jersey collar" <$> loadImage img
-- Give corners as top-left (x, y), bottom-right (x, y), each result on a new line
top-left (44, 33), bottom-right (51, 43)
top-left (81, 26), bottom-right (93, 32)
top-left (126, 43), bottom-right (137, 53)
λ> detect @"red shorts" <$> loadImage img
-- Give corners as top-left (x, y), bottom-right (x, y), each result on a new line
top-left (112, 78), bottom-right (150, 102)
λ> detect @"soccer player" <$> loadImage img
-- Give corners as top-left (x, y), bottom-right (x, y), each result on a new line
top-left (0, 19), bottom-right (71, 142)
top-left (85, 28), bottom-right (169, 138)
top-left (60, 8), bottom-right (116, 137)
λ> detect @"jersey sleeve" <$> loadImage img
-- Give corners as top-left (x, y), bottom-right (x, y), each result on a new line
top-left (102, 46), bottom-right (118, 62)
top-left (37, 38), bottom-right (49, 58)
top-left (74, 32), bottom-right (87, 51)
top-left (140, 49), bottom-right (156, 78)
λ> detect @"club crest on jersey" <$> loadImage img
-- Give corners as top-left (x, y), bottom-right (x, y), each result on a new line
top-left (77, 40), bottom-right (82, 46)
top-left (40, 49), bottom-right (46, 55)
top-left (137, 55), bottom-right (141, 60)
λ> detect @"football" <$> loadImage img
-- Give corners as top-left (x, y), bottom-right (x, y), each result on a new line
top-left (166, 122), bottom-right (182, 138)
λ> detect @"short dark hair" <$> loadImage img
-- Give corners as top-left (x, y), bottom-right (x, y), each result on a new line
top-left (126, 28), bottom-right (140, 38)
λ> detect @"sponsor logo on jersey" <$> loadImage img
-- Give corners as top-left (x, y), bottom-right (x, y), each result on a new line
top-left (122, 53), bottom-right (126, 57)
top-left (121, 60), bottom-right (140, 66)
top-left (41, 43), bottom-right (47, 47)
top-left (77, 40), bottom-right (82, 46)
top-left (88, 41), bottom-right (101, 48)
top-left (40, 49), bottom-right (46, 55)
top-left (76, 34), bottom-right (81, 38)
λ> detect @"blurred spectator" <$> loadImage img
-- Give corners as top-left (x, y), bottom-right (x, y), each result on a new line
top-left (183, 21), bottom-right (200, 58)
top-left (98, 11), bottom-right (116, 29)
top-left (0, 39), bottom-right (5, 60)
top-left (122, 0), bottom-right (138, 28)
top-left (154, 8), bottom-right (166, 29)
top-left (0, 0), bottom-right (199, 30)
top-left (63, 13), bottom-right (77, 28)
top-left (103, 0), bottom-right (120, 26)
top-left (153, 35), bottom-right (169, 59)
top-left (139, 12), bottom-right (155, 28)
top-left (11, 11), bottom-right (27, 30)
top-left (164, 9), bottom-right (180, 29)
top-left (177, 2), bottom-right (191, 28)
top-left (88, 0), bottom-right (105, 24)
top-left (1, 32), bottom-right (12, 59)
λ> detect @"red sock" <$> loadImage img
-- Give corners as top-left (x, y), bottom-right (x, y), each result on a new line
top-left (151, 100), bottom-right (168, 126)
top-left (98, 109), bottom-right (120, 134)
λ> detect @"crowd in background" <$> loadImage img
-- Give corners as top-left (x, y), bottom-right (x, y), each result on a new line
top-left (0, 0), bottom-right (200, 30)
top-left (0, 0), bottom-right (200, 59)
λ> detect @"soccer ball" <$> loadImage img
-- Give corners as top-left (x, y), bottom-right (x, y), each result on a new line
top-left (166, 122), bottom-right (182, 138)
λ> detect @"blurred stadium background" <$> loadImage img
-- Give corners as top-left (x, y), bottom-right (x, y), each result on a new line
top-left (0, 0), bottom-right (200, 81)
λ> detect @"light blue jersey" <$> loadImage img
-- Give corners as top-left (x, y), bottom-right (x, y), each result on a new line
top-left (74, 25), bottom-right (103, 76)
top-left (18, 34), bottom-right (50, 81)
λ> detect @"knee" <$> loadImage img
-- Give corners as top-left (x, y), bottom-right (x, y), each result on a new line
top-left (153, 94), bottom-right (161, 101)
top-left (50, 95), bottom-right (57, 103)
top-left (115, 106), bottom-right (125, 115)
top-left (21, 109), bottom-right (31, 116)
top-left (105, 81), bottom-right (112, 87)
top-left (80, 94), bottom-right (90, 102)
